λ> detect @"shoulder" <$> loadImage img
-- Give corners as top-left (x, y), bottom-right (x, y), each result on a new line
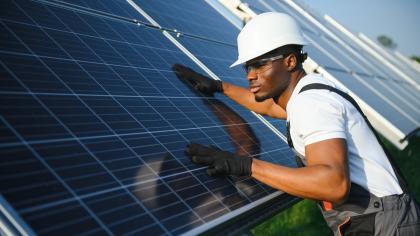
top-left (288, 80), bottom-right (348, 141)
top-left (291, 89), bottom-right (345, 117)
top-left (289, 74), bottom-right (344, 109)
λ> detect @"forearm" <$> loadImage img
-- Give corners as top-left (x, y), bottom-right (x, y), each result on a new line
top-left (222, 82), bottom-right (286, 119)
top-left (251, 159), bottom-right (349, 203)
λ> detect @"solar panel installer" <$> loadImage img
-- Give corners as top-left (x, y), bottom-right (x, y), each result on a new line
top-left (176, 12), bottom-right (420, 235)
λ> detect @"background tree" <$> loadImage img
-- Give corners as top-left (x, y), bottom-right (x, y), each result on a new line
top-left (377, 35), bottom-right (397, 49)
top-left (410, 56), bottom-right (420, 63)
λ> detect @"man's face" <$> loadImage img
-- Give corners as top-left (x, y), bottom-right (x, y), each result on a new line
top-left (246, 55), bottom-right (291, 102)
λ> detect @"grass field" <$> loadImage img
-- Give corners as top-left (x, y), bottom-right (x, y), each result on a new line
top-left (249, 136), bottom-right (420, 236)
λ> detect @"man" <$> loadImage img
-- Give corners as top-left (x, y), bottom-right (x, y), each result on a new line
top-left (174, 12), bottom-right (420, 235)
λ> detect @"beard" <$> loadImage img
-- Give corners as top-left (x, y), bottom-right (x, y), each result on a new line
top-left (254, 82), bottom-right (289, 102)
top-left (253, 67), bottom-right (291, 102)
top-left (254, 92), bottom-right (272, 102)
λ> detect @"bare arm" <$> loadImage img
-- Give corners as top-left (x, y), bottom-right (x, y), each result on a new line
top-left (251, 138), bottom-right (350, 203)
top-left (222, 82), bottom-right (287, 119)
top-left (171, 64), bottom-right (285, 118)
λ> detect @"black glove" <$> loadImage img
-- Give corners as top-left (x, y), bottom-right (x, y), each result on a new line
top-left (186, 143), bottom-right (253, 177)
top-left (172, 64), bottom-right (223, 95)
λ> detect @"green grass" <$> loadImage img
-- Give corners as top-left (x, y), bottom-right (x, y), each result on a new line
top-left (251, 199), bottom-right (332, 236)
top-left (382, 136), bottom-right (420, 200)
top-left (250, 136), bottom-right (420, 236)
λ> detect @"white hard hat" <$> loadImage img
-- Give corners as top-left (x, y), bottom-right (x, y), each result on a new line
top-left (230, 12), bottom-right (307, 68)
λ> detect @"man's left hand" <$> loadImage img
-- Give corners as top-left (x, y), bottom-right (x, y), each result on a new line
top-left (186, 143), bottom-right (253, 177)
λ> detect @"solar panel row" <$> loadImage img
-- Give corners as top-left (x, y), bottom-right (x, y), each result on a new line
top-left (357, 33), bottom-right (420, 82)
top-left (0, 0), bottom-right (296, 235)
top-left (1, 0), bottom-right (418, 235)
top-left (242, 0), bottom-right (419, 145)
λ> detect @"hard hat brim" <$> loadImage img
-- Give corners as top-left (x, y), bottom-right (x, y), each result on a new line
top-left (230, 58), bottom-right (245, 68)
top-left (229, 41), bottom-right (309, 68)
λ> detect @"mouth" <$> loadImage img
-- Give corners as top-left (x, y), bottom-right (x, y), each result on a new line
top-left (249, 85), bottom-right (261, 93)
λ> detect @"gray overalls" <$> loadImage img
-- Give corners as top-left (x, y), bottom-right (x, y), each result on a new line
top-left (286, 83), bottom-right (420, 235)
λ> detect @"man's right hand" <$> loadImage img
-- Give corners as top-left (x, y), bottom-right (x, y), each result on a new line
top-left (172, 64), bottom-right (223, 95)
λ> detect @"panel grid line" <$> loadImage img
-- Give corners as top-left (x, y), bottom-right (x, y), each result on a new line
top-left (0, 116), bottom-right (113, 235)
top-left (0, 1), bottom-right (299, 235)
top-left (2, 10), bottom-right (173, 233)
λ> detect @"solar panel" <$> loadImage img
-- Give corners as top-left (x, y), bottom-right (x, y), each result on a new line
top-left (130, 0), bottom-right (247, 86)
top-left (129, 0), bottom-right (289, 135)
top-left (242, 0), bottom-right (420, 148)
top-left (357, 33), bottom-right (420, 81)
top-left (132, 0), bottom-right (239, 44)
top-left (313, 13), bottom-right (420, 85)
top-left (46, 0), bottom-right (144, 19)
top-left (0, 0), bottom-right (297, 235)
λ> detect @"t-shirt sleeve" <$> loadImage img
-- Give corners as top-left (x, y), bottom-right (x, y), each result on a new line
top-left (291, 94), bottom-right (347, 146)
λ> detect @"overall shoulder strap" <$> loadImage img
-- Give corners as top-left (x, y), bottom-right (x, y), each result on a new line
top-left (298, 83), bottom-right (408, 193)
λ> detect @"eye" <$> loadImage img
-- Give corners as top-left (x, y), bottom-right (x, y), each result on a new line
top-left (246, 62), bottom-right (264, 72)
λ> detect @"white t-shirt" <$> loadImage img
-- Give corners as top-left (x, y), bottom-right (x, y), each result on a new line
top-left (286, 73), bottom-right (403, 197)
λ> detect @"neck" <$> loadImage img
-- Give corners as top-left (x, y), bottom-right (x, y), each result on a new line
top-left (275, 69), bottom-right (306, 110)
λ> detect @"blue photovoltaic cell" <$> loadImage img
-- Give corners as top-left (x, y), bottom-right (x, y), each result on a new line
top-left (133, 0), bottom-right (239, 45)
top-left (132, 0), bottom-right (289, 133)
top-left (242, 0), bottom-right (419, 136)
top-left (134, 0), bottom-right (419, 136)
top-left (0, 0), bottom-right (296, 235)
top-left (130, 0), bottom-right (245, 84)
top-left (48, 0), bottom-right (146, 20)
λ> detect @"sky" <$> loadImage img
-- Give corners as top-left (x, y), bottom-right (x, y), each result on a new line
top-left (298, 0), bottom-right (420, 57)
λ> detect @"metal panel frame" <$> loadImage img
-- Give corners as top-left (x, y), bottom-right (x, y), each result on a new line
top-left (126, 1), bottom-right (298, 234)
top-left (0, 0), bottom-right (300, 235)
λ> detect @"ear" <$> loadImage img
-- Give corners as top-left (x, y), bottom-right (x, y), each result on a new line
top-left (284, 54), bottom-right (297, 72)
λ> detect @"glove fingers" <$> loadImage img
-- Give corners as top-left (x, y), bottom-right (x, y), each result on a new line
top-left (192, 155), bottom-right (214, 165)
top-left (172, 64), bottom-right (199, 85)
top-left (209, 145), bottom-right (222, 151)
top-left (207, 167), bottom-right (224, 176)
top-left (172, 65), bottom-right (197, 86)
top-left (171, 64), bottom-right (215, 95)
top-left (186, 143), bottom-right (215, 156)
top-left (172, 64), bottom-right (191, 74)
top-left (193, 84), bottom-right (201, 92)
top-left (171, 64), bottom-right (183, 72)
top-left (196, 83), bottom-right (211, 94)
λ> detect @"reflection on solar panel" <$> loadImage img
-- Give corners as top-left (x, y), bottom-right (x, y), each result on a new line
top-left (128, 0), bottom-right (290, 136)
top-left (1, 0), bottom-right (418, 235)
top-left (0, 0), bottom-right (297, 235)
top-left (241, 0), bottom-right (419, 149)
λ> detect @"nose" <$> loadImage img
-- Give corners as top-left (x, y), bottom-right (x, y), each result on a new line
top-left (246, 70), bottom-right (258, 81)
